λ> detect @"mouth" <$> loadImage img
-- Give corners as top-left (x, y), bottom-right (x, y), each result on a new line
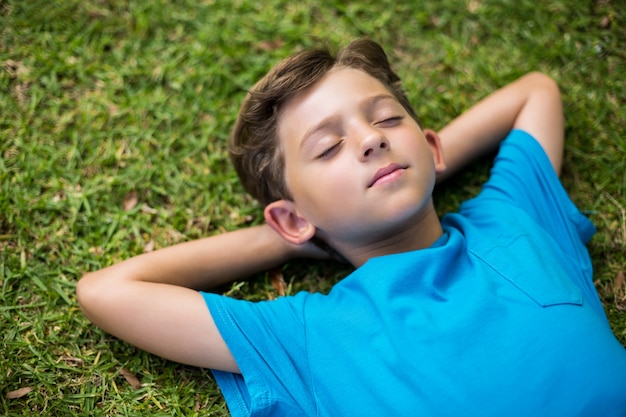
top-left (368, 163), bottom-right (407, 188)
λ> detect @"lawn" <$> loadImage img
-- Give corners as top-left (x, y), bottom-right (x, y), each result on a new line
top-left (1, 0), bottom-right (624, 415)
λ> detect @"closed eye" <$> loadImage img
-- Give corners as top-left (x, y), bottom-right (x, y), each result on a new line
top-left (317, 140), bottom-right (343, 159)
top-left (375, 116), bottom-right (404, 127)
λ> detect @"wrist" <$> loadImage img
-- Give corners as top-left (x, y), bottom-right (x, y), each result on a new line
top-left (261, 223), bottom-right (332, 261)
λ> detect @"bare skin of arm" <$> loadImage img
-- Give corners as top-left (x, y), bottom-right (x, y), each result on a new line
top-left (77, 225), bottom-right (315, 373)
top-left (437, 71), bottom-right (564, 180)
top-left (77, 72), bottom-right (564, 374)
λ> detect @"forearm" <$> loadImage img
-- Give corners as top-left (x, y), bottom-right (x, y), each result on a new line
top-left (436, 72), bottom-right (563, 180)
top-left (76, 225), bottom-right (290, 372)
top-left (82, 224), bottom-right (293, 290)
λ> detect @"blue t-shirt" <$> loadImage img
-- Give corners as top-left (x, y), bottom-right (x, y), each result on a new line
top-left (202, 130), bottom-right (626, 416)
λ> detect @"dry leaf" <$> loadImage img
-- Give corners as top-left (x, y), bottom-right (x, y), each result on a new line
top-left (614, 271), bottom-right (626, 311)
top-left (141, 204), bottom-right (158, 214)
top-left (88, 246), bottom-right (104, 256)
top-left (119, 367), bottom-right (141, 389)
top-left (467, 0), bottom-right (480, 13)
top-left (258, 39), bottom-right (284, 51)
top-left (108, 103), bottom-right (120, 116)
top-left (269, 268), bottom-right (286, 297)
top-left (2, 59), bottom-right (28, 78)
top-left (6, 387), bottom-right (33, 399)
top-left (165, 228), bottom-right (186, 244)
top-left (13, 82), bottom-right (29, 107)
top-left (599, 16), bottom-right (611, 29)
top-left (59, 355), bottom-right (83, 367)
top-left (200, 113), bottom-right (214, 123)
top-left (123, 190), bottom-right (138, 211)
top-left (615, 271), bottom-right (625, 291)
top-left (143, 239), bottom-right (155, 253)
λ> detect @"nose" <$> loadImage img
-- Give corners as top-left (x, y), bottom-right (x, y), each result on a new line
top-left (358, 126), bottom-right (389, 161)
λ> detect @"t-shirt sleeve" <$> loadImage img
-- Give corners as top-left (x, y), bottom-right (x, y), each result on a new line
top-left (200, 291), bottom-right (313, 417)
top-left (462, 129), bottom-right (598, 302)
top-left (475, 129), bottom-right (594, 246)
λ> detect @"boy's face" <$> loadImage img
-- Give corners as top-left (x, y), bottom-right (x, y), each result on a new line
top-left (277, 68), bottom-right (445, 250)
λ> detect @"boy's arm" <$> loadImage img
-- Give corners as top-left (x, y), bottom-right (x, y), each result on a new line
top-left (436, 72), bottom-right (564, 180)
top-left (77, 224), bottom-right (310, 373)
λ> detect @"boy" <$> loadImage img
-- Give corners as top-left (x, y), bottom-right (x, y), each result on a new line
top-left (77, 39), bottom-right (626, 416)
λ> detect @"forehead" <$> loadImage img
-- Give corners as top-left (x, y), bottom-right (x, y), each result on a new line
top-left (277, 68), bottom-right (395, 142)
top-left (284, 67), bottom-right (392, 115)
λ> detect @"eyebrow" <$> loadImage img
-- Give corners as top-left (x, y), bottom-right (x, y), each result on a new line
top-left (299, 115), bottom-right (339, 150)
top-left (299, 94), bottom-right (398, 150)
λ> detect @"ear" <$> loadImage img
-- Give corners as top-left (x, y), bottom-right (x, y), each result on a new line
top-left (423, 129), bottom-right (447, 175)
top-left (264, 200), bottom-right (316, 245)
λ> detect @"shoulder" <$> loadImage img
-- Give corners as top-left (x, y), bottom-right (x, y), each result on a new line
top-left (458, 128), bottom-right (595, 270)
top-left (484, 128), bottom-right (555, 197)
top-left (496, 129), bottom-right (551, 172)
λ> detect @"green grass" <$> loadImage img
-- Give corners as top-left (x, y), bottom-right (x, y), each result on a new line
top-left (1, 0), bottom-right (624, 414)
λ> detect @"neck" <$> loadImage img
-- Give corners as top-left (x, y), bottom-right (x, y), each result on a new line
top-left (338, 200), bottom-right (444, 267)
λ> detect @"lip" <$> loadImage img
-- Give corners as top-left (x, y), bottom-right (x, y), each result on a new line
top-left (368, 163), bottom-right (406, 188)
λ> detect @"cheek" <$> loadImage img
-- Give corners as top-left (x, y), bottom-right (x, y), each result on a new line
top-left (315, 162), bottom-right (358, 196)
top-left (300, 175), bottom-right (343, 205)
top-left (291, 166), bottom-right (358, 218)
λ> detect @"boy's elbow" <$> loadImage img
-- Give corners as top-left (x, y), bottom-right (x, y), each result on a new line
top-left (526, 72), bottom-right (561, 95)
top-left (76, 273), bottom-right (93, 313)
top-left (527, 71), bottom-right (553, 81)
top-left (76, 272), bottom-right (107, 322)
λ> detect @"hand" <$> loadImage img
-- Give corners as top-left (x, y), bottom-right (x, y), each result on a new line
top-left (287, 238), bottom-right (337, 261)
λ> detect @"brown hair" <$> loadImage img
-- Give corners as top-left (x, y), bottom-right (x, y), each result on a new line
top-left (229, 39), bottom-right (419, 206)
